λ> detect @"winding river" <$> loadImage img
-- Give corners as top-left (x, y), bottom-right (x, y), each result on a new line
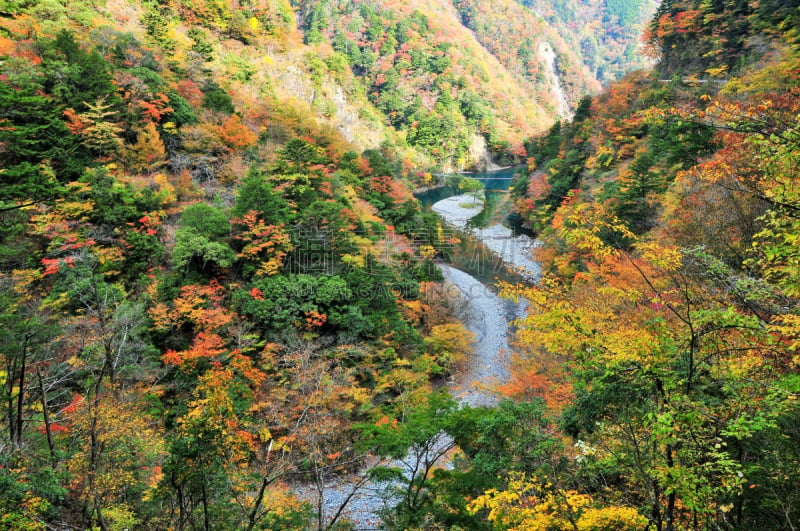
top-left (306, 167), bottom-right (538, 529)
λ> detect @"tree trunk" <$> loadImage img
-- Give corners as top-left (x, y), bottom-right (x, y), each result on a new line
top-left (665, 443), bottom-right (676, 531)
top-left (246, 473), bottom-right (275, 531)
top-left (201, 483), bottom-right (211, 531)
top-left (14, 335), bottom-right (28, 446)
top-left (36, 367), bottom-right (55, 462)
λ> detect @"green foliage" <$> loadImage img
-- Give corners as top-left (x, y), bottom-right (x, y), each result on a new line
top-left (232, 169), bottom-right (292, 225)
top-left (142, 3), bottom-right (176, 52)
top-left (0, 83), bottom-right (66, 209)
top-left (167, 90), bottom-right (197, 126)
top-left (458, 176), bottom-right (484, 197)
top-left (274, 137), bottom-right (328, 173)
top-left (179, 202), bottom-right (229, 240)
top-left (235, 273), bottom-right (374, 339)
top-left (172, 202), bottom-right (234, 276)
top-left (173, 227), bottom-right (236, 274)
top-left (78, 167), bottom-right (162, 226)
top-left (201, 81), bottom-right (235, 113)
top-left (188, 26), bottom-right (214, 60)
top-left (0, 462), bottom-right (67, 530)
top-left (452, 400), bottom-right (561, 478)
top-left (39, 29), bottom-right (120, 112)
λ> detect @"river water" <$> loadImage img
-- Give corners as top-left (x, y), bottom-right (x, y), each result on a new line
top-left (303, 167), bottom-right (537, 529)
top-left (417, 167), bottom-right (539, 284)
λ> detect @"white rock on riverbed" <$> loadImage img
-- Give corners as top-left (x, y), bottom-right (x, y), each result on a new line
top-left (431, 194), bottom-right (484, 230)
top-left (432, 194), bottom-right (541, 281)
top-left (439, 264), bottom-right (523, 407)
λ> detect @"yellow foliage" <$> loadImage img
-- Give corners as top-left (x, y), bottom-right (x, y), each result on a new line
top-left (468, 473), bottom-right (646, 530)
top-left (341, 253), bottom-right (366, 268)
top-left (637, 242), bottom-right (683, 272)
top-left (153, 172), bottom-right (177, 205)
top-left (10, 269), bottom-right (40, 298)
top-left (125, 121), bottom-right (166, 174)
top-left (66, 390), bottom-right (166, 515)
top-left (59, 182), bottom-right (95, 219)
top-left (419, 244), bottom-right (437, 259)
top-left (770, 313), bottom-right (800, 352)
top-left (426, 322), bottom-right (475, 367)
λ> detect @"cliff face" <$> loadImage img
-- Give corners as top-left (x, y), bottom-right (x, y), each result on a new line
top-left (290, 0), bottom-right (630, 168)
top-left (1, 0), bottom-right (655, 171)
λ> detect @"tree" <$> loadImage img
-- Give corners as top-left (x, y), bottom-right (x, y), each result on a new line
top-left (172, 204), bottom-right (235, 276)
top-left (160, 364), bottom-right (281, 531)
top-left (0, 82), bottom-right (67, 211)
top-left (359, 390), bottom-right (460, 530)
top-left (63, 97), bottom-right (124, 157)
top-left (257, 346), bottom-right (373, 530)
top-left (424, 322), bottom-right (474, 376)
top-left (609, 146), bottom-right (665, 233)
top-left (274, 138), bottom-right (328, 174)
top-left (458, 176), bottom-right (484, 201)
top-left (0, 278), bottom-right (62, 451)
top-left (65, 390), bottom-right (166, 531)
top-left (232, 169), bottom-right (292, 225)
top-left (502, 217), bottom-right (799, 530)
top-left (39, 30), bottom-right (120, 112)
top-left (125, 121), bottom-right (167, 174)
top-left (231, 211), bottom-right (292, 278)
top-left (468, 472), bottom-right (647, 530)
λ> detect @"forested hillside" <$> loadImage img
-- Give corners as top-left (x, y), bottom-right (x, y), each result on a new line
top-left (506, 0), bottom-right (800, 528)
top-left (516, 0), bottom-right (658, 82)
top-left (0, 1), bottom-right (478, 528)
top-left (291, 0), bottom-right (657, 168)
top-left (8, 0), bottom-right (796, 529)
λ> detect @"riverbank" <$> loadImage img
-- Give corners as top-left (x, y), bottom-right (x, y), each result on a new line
top-left (431, 194), bottom-right (484, 229)
top-left (441, 264), bottom-right (524, 407)
top-left (296, 262), bottom-right (524, 528)
top-left (433, 193), bottom-right (540, 281)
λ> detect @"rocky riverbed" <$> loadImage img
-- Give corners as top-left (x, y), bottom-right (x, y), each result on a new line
top-left (440, 264), bottom-right (525, 407)
top-left (432, 194), bottom-right (541, 281)
top-left (296, 193), bottom-right (536, 529)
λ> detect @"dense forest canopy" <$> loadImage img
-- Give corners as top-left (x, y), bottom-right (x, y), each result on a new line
top-left (504, 0), bottom-right (800, 528)
top-left (1, 0), bottom-right (799, 530)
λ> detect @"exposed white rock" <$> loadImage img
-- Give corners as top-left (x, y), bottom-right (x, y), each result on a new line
top-left (431, 194), bottom-right (484, 230)
top-left (468, 133), bottom-right (503, 172)
top-left (538, 41), bottom-right (572, 120)
top-left (432, 194), bottom-right (541, 281)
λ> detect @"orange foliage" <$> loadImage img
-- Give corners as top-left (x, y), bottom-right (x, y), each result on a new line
top-left (218, 114), bottom-right (257, 151)
top-left (163, 331), bottom-right (228, 367)
top-left (232, 211), bottom-right (293, 276)
top-left (137, 92), bottom-right (173, 123)
top-left (63, 108), bottom-right (89, 134)
top-left (176, 79), bottom-right (204, 107)
top-left (150, 281), bottom-right (233, 333)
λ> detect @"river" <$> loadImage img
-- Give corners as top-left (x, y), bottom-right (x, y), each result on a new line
top-left (417, 167), bottom-right (540, 284)
top-left (304, 167), bottom-right (537, 529)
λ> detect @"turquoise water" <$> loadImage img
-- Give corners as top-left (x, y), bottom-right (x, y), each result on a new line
top-left (415, 166), bottom-right (533, 285)
top-left (416, 166), bottom-right (520, 206)
top-left (416, 166), bottom-right (529, 232)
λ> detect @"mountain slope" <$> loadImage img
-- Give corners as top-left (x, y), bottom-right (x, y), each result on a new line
top-left (292, 0), bottom-right (655, 169)
top-left (516, 0), bottom-right (659, 82)
top-left (502, 1), bottom-right (800, 529)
